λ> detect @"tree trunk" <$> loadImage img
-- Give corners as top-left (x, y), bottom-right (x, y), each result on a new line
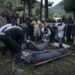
top-left (40, 0), bottom-right (43, 21)
top-left (45, 0), bottom-right (48, 20)
top-left (28, 0), bottom-right (32, 17)
top-left (23, 0), bottom-right (25, 16)
top-left (73, 12), bottom-right (75, 45)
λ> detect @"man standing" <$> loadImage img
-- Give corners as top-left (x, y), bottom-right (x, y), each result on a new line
top-left (55, 19), bottom-right (66, 48)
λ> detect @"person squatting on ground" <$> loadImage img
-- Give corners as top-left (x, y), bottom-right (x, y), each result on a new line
top-left (55, 19), bottom-right (66, 48)
top-left (0, 22), bottom-right (24, 72)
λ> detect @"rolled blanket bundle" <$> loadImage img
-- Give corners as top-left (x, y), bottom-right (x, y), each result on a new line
top-left (23, 48), bottom-right (70, 64)
top-left (22, 40), bottom-right (49, 51)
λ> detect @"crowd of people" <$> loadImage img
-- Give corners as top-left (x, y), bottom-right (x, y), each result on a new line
top-left (19, 15), bottom-right (75, 46)
top-left (0, 13), bottom-right (75, 43)
top-left (0, 13), bottom-right (75, 72)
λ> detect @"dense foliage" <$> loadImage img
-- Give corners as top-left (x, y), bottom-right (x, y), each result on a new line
top-left (64, 0), bottom-right (75, 12)
top-left (21, 0), bottom-right (36, 17)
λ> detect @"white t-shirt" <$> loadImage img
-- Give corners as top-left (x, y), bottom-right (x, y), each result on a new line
top-left (4, 26), bottom-right (22, 31)
top-left (55, 23), bottom-right (65, 38)
top-left (0, 23), bottom-right (22, 32)
top-left (0, 24), bottom-right (12, 32)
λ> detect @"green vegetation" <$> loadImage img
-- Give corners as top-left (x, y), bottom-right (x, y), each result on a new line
top-left (0, 0), bottom-right (54, 18)
top-left (64, 0), bottom-right (75, 12)
top-left (64, 0), bottom-right (75, 18)
top-left (20, 0), bottom-right (36, 17)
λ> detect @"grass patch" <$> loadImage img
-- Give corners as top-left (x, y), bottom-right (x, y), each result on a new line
top-left (0, 48), bottom-right (75, 75)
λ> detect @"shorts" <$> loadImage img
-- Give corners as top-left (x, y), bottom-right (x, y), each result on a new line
top-left (34, 29), bottom-right (40, 37)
